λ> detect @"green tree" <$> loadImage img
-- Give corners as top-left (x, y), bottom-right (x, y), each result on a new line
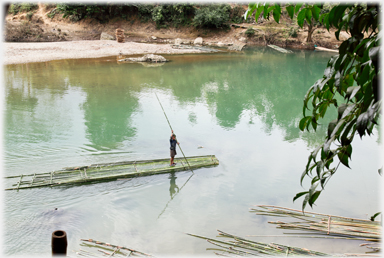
top-left (193, 4), bottom-right (232, 29)
top-left (246, 3), bottom-right (381, 210)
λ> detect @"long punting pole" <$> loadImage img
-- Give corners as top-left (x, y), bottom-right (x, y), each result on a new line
top-left (155, 93), bottom-right (194, 174)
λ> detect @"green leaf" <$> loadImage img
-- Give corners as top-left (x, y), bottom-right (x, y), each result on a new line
top-left (254, 5), bottom-right (264, 23)
top-left (324, 66), bottom-right (335, 79)
top-left (321, 12), bottom-right (330, 30)
top-left (328, 6), bottom-right (337, 28)
top-left (316, 161), bottom-right (324, 179)
top-left (303, 85), bottom-right (314, 113)
top-left (263, 3), bottom-right (270, 19)
top-left (300, 169), bottom-right (308, 186)
top-left (357, 64), bottom-right (371, 86)
top-left (339, 103), bottom-right (355, 120)
top-left (346, 86), bottom-right (361, 101)
top-left (295, 3), bottom-right (303, 14)
top-left (327, 119), bottom-right (338, 138)
top-left (319, 102), bottom-right (328, 118)
top-left (309, 190), bottom-right (321, 207)
top-left (323, 135), bottom-right (336, 154)
top-left (311, 116), bottom-right (318, 131)
top-left (297, 8), bottom-right (306, 28)
top-left (338, 150), bottom-right (350, 168)
top-left (272, 4), bottom-right (281, 23)
top-left (305, 7), bottom-right (312, 24)
top-left (311, 144), bottom-right (323, 159)
top-left (312, 5), bottom-right (321, 21)
top-left (293, 191), bottom-right (309, 202)
top-left (299, 116), bottom-right (311, 131)
top-left (332, 5), bottom-right (349, 27)
top-left (335, 70), bottom-right (342, 89)
top-left (286, 5), bottom-right (294, 19)
top-left (345, 144), bottom-right (352, 158)
top-left (308, 182), bottom-right (319, 208)
top-left (244, 3), bottom-right (257, 20)
top-left (340, 118), bottom-right (356, 146)
top-left (356, 112), bottom-right (369, 137)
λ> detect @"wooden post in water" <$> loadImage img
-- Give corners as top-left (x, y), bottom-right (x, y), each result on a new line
top-left (52, 230), bottom-right (67, 256)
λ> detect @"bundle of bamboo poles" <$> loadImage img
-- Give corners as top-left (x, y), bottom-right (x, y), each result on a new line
top-left (187, 230), bottom-right (330, 256)
top-left (250, 205), bottom-right (381, 241)
top-left (116, 28), bottom-right (124, 43)
top-left (76, 239), bottom-right (152, 257)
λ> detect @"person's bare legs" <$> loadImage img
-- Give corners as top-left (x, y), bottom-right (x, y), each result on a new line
top-left (170, 156), bottom-right (174, 166)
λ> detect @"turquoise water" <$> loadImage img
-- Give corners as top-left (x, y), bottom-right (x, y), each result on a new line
top-left (3, 47), bottom-right (381, 256)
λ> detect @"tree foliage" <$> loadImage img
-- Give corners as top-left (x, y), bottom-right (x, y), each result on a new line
top-left (192, 4), bottom-right (232, 29)
top-left (246, 3), bottom-right (381, 210)
top-left (151, 4), bottom-right (194, 28)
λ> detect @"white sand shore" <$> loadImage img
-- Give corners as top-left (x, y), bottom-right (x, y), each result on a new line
top-left (3, 40), bottom-right (208, 65)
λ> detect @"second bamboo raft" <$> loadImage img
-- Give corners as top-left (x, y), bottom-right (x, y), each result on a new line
top-left (5, 155), bottom-right (219, 190)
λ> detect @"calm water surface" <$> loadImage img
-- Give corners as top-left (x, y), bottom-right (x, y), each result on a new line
top-left (3, 47), bottom-right (381, 257)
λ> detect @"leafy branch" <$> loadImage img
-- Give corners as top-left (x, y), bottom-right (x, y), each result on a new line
top-left (246, 3), bottom-right (381, 210)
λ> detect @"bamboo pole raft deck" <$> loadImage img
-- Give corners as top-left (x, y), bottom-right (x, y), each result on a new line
top-left (250, 205), bottom-right (381, 241)
top-left (4, 155), bottom-right (219, 190)
top-left (76, 239), bottom-right (152, 257)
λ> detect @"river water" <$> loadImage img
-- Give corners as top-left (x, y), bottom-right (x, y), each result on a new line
top-left (3, 47), bottom-right (381, 257)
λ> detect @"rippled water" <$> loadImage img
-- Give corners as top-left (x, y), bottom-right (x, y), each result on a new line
top-left (3, 47), bottom-right (381, 257)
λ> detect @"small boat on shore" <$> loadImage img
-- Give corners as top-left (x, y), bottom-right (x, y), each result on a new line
top-left (315, 46), bottom-right (339, 53)
top-left (267, 44), bottom-right (293, 53)
top-left (5, 155), bottom-right (219, 190)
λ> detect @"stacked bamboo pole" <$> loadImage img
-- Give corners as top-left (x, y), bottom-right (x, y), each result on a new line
top-left (115, 29), bottom-right (124, 43)
top-left (76, 239), bottom-right (152, 257)
top-left (187, 230), bottom-right (330, 256)
top-left (250, 205), bottom-right (381, 241)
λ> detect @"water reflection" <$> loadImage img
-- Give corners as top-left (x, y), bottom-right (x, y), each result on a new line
top-left (4, 48), bottom-right (335, 158)
top-left (169, 172), bottom-right (180, 198)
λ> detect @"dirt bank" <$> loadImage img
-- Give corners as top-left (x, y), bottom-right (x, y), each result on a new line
top-left (3, 4), bottom-right (343, 65)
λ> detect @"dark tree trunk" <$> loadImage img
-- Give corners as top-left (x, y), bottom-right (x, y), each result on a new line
top-left (307, 22), bottom-right (315, 42)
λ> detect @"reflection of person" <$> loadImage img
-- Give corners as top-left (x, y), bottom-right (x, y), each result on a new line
top-left (169, 172), bottom-right (179, 198)
top-left (170, 130), bottom-right (179, 166)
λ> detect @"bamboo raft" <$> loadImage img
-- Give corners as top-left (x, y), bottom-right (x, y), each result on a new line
top-left (76, 239), bottom-right (152, 257)
top-left (4, 155), bottom-right (219, 191)
top-left (268, 44), bottom-right (293, 53)
top-left (250, 205), bottom-right (381, 241)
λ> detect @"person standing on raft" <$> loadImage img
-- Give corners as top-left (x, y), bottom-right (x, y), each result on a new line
top-left (170, 130), bottom-right (179, 166)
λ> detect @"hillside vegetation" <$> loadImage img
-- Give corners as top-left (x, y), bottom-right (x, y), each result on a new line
top-left (4, 3), bottom-right (342, 50)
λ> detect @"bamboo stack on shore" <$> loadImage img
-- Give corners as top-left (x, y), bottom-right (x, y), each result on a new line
top-left (76, 239), bottom-right (152, 257)
top-left (250, 205), bottom-right (381, 241)
top-left (116, 28), bottom-right (124, 43)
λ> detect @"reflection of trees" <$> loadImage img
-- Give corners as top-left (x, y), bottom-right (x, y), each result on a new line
top-left (5, 49), bottom-right (336, 151)
top-left (4, 63), bottom-right (71, 144)
top-left (159, 49), bottom-right (335, 146)
top-left (81, 87), bottom-right (138, 150)
top-left (62, 61), bottom-right (141, 150)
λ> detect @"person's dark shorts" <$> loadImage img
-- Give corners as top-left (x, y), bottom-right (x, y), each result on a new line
top-left (170, 149), bottom-right (177, 158)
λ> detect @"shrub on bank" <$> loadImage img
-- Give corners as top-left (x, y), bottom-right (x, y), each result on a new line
top-left (192, 4), bottom-right (231, 29)
top-left (8, 3), bottom-right (38, 15)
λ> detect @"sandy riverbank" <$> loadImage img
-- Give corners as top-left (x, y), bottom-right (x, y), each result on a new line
top-left (3, 40), bottom-right (211, 65)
